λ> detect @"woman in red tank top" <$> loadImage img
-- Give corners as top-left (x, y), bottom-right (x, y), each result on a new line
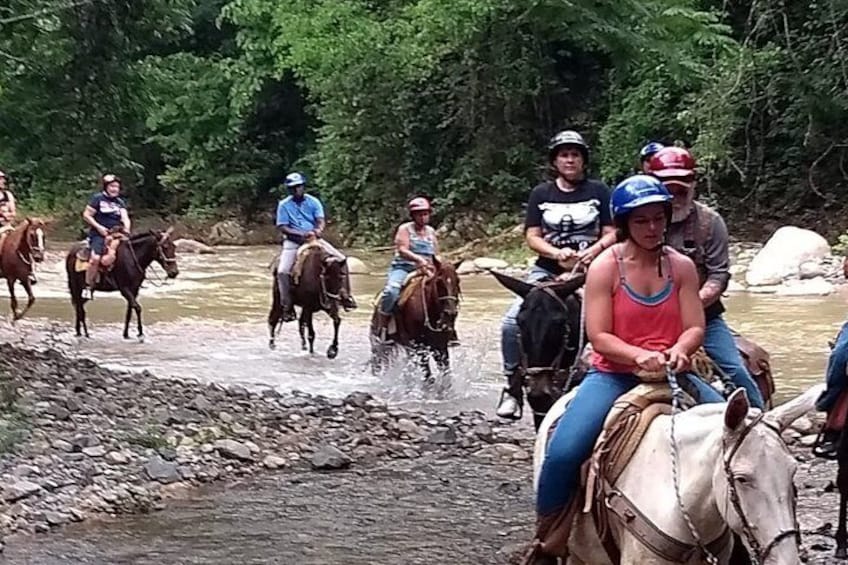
top-left (527, 175), bottom-right (724, 564)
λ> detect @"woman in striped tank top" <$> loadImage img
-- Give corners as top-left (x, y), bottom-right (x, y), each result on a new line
top-left (527, 175), bottom-right (726, 563)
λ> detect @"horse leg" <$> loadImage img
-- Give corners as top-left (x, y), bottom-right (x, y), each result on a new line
top-left (6, 279), bottom-right (19, 321)
top-left (836, 426), bottom-right (848, 559)
top-left (298, 311), bottom-right (307, 351)
top-left (119, 289), bottom-right (143, 341)
top-left (327, 309), bottom-right (340, 359)
top-left (307, 311), bottom-right (315, 354)
top-left (268, 278), bottom-right (282, 350)
top-left (12, 278), bottom-right (36, 321)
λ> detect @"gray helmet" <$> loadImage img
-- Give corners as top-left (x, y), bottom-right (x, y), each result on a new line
top-left (548, 130), bottom-right (589, 162)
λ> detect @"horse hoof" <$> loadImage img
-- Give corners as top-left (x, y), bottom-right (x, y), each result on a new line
top-left (269, 341), bottom-right (276, 350)
top-left (836, 547), bottom-right (847, 560)
top-left (138, 335), bottom-right (145, 344)
top-left (327, 346), bottom-right (338, 359)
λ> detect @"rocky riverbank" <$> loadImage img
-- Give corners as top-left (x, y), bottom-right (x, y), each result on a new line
top-left (0, 344), bottom-right (534, 549)
top-left (0, 342), bottom-right (846, 563)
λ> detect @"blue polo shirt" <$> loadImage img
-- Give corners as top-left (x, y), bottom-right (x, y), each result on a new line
top-left (275, 194), bottom-right (324, 242)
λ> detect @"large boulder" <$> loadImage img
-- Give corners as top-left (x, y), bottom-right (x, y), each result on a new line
top-left (207, 220), bottom-right (249, 245)
top-left (345, 256), bottom-right (368, 274)
top-left (745, 226), bottom-right (830, 286)
top-left (174, 238), bottom-right (216, 254)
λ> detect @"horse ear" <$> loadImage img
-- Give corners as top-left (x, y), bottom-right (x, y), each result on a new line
top-left (490, 269), bottom-right (535, 298)
top-left (764, 383), bottom-right (825, 432)
top-left (724, 388), bottom-right (750, 432)
top-left (159, 227), bottom-right (174, 242)
top-left (553, 274), bottom-right (586, 299)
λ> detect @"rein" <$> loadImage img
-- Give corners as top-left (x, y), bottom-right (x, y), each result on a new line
top-left (419, 270), bottom-right (460, 333)
top-left (125, 233), bottom-right (176, 288)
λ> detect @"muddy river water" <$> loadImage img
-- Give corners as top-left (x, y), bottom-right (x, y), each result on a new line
top-left (1, 243), bottom-right (847, 563)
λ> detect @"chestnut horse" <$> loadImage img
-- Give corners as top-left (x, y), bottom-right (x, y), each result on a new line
top-left (65, 228), bottom-right (179, 340)
top-left (369, 258), bottom-right (461, 383)
top-left (0, 218), bottom-right (46, 321)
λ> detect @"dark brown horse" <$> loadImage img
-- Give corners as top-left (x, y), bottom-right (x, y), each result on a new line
top-left (65, 228), bottom-right (179, 340)
top-left (0, 218), bottom-right (46, 321)
top-left (268, 244), bottom-right (345, 358)
top-left (369, 258), bottom-right (461, 383)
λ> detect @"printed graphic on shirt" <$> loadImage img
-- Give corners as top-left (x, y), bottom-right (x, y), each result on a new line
top-left (539, 199), bottom-right (602, 251)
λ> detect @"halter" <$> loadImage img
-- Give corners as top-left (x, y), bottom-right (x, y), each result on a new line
top-left (16, 221), bottom-right (45, 267)
top-left (125, 231), bottom-right (178, 287)
top-left (721, 413), bottom-right (801, 564)
top-left (667, 366), bottom-right (800, 564)
top-left (517, 283), bottom-right (577, 380)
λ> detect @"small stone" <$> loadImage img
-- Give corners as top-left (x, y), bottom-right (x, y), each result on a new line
top-left (51, 439), bottom-right (73, 453)
top-left (799, 434), bottom-right (819, 447)
top-left (214, 439), bottom-right (253, 462)
top-left (157, 446), bottom-right (178, 461)
top-left (473, 422), bottom-right (494, 443)
top-left (68, 508), bottom-right (85, 522)
top-left (71, 435), bottom-right (100, 451)
top-left (218, 412), bottom-right (234, 424)
top-left (64, 397), bottom-right (82, 412)
top-left (143, 456), bottom-right (181, 484)
top-left (262, 455), bottom-right (287, 470)
top-left (428, 427), bottom-right (457, 445)
top-left (231, 422), bottom-right (252, 437)
top-left (396, 419), bottom-right (423, 436)
top-left (3, 480), bottom-right (41, 502)
top-left (105, 451), bottom-right (129, 465)
top-left (791, 416), bottom-right (815, 435)
top-left (188, 394), bottom-right (213, 413)
top-left (310, 445), bottom-right (352, 470)
top-left (47, 404), bottom-right (71, 421)
top-left (82, 445), bottom-right (107, 458)
top-left (12, 464), bottom-right (39, 478)
top-left (44, 511), bottom-right (70, 526)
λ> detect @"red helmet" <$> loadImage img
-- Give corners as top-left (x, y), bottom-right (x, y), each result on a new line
top-left (408, 197), bottom-right (432, 213)
top-left (649, 147), bottom-right (696, 178)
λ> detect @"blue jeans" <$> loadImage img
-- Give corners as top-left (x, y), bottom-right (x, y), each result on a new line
top-left (88, 232), bottom-right (107, 255)
top-left (500, 265), bottom-right (555, 375)
top-left (537, 369), bottom-right (725, 515)
top-left (704, 316), bottom-right (764, 410)
top-left (379, 266), bottom-right (413, 314)
top-left (816, 320), bottom-right (848, 412)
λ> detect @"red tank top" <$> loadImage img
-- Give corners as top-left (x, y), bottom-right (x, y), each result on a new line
top-left (592, 246), bottom-right (683, 374)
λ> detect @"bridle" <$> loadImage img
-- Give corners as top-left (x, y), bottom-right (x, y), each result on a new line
top-left (421, 268), bottom-right (461, 333)
top-left (18, 221), bottom-right (45, 265)
top-left (518, 282), bottom-right (581, 386)
top-left (721, 413), bottom-right (801, 564)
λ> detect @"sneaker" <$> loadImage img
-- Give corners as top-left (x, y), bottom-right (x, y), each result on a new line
top-left (496, 390), bottom-right (522, 419)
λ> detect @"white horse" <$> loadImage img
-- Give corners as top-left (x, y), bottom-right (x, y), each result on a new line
top-left (533, 383), bottom-right (824, 564)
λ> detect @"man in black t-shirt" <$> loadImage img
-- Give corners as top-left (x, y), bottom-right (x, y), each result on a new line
top-left (496, 130), bottom-right (617, 420)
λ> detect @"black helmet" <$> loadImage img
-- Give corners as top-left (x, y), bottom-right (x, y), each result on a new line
top-left (548, 130), bottom-right (589, 162)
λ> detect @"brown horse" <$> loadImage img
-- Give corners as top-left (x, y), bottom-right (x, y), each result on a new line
top-left (0, 218), bottom-right (46, 321)
top-left (65, 228), bottom-right (179, 340)
top-left (369, 258), bottom-right (461, 383)
top-left (268, 244), bottom-right (345, 358)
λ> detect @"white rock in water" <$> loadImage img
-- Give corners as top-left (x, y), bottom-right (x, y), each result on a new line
top-left (799, 260), bottom-right (825, 280)
top-left (746, 226), bottom-right (830, 286)
top-left (345, 257), bottom-right (368, 274)
top-left (456, 260), bottom-right (480, 275)
top-left (774, 277), bottom-right (834, 296)
top-left (173, 238), bottom-right (216, 254)
top-left (473, 257), bottom-right (509, 270)
top-left (725, 280), bottom-right (745, 293)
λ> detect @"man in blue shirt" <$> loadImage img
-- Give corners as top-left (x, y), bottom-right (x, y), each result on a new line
top-left (275, 172), bottom-right (356, 321)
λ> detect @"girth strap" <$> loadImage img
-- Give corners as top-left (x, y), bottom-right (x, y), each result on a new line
top-left (602, 481), bottom-right (732, 563)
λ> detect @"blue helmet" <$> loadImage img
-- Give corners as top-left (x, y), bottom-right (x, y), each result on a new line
top-left (610, 174), bottom-right (672, 220)
top-left (284, 172), bottom-right (306, 188)
top-left (639, 142), bottom-right (665, 162)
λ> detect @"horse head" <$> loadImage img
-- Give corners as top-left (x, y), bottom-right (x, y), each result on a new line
top-left (152, 227), bottom-right (179, 278)
top-left (23, 218), bottom-right (46, 262)
top-left (431, 257), bottom-right (462, 329)
top-left (492, 270), bottom-right (585, 421)
top-left (713, 385), bottom-right (822, 563)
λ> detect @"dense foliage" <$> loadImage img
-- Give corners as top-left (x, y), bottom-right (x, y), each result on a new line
top-left (1, 0), bottom-right (846, 242)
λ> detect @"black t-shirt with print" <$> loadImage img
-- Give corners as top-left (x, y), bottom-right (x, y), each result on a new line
top-left (524, 178), bottom-right (612, 274)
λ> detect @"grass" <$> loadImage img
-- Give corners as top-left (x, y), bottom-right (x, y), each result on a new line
top-left (126, 425), bottom-right (170, 450)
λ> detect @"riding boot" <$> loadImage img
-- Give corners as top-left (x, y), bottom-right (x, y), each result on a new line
top-left (339, 261), bottom-right (357, 311)
top-left (496, 370), bottom-right (524, 420)
top-left (521, 505), bottom-right (578, 565)
top-left (375, 312), bottom-right (394, 345)
top-left (277, 273), bottom-right (297, 322)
